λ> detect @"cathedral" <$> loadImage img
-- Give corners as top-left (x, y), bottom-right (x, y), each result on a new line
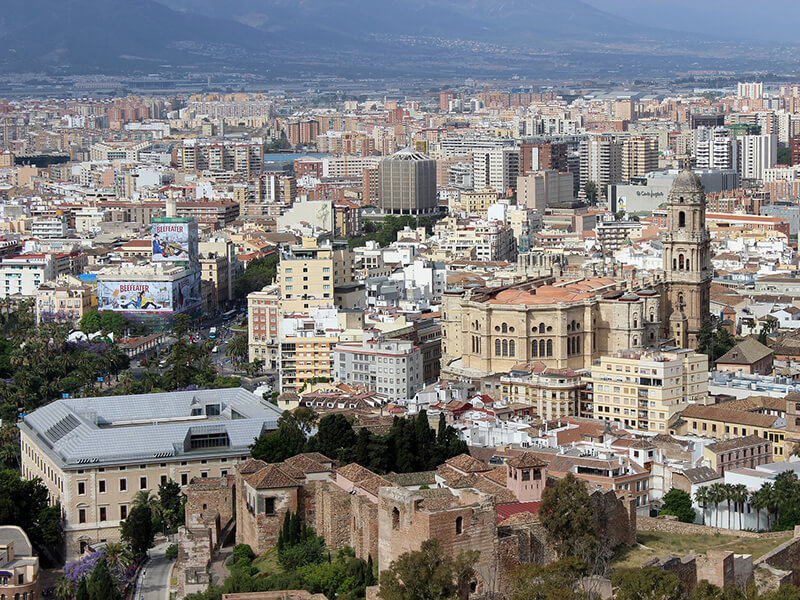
top-left (441, 161), bottom-right (711, 378)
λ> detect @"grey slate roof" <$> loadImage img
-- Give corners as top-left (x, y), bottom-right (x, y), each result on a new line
top-left (21, 388), bottom-right (281, 469)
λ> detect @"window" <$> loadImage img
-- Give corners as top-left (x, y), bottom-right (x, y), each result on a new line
top-left (79, 509), bottom-right (87, 524)
top-left (456, 516), bottom-right (463, 534)
top-left (120, 505), bottom-right (127, 520)
top-left (119, 479), bottom-right (127, 492)
top-left (181, 473), bottom-right (188, 486)
top-left (98, 480), bottom-right (106, 494)
top-left (265, 497), bottom-right (275, 515)
top-left (78, 481), bottom-right (86, 495)
top-left (495, 339), bottom-right (501, 356)
top-left (392, 507), bottom-right (400, 530)
top-left (99, 507), bottom-right (107, 521)
top-left (678, 211), bottom-right (686, 227)
top-left (140, 476), bottom-right (147, 490)
top-left (521, 469), bottom-right (530, 481)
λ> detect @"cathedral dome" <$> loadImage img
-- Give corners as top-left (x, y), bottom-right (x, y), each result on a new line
top-left (669, 162), bottom-right (704, 195)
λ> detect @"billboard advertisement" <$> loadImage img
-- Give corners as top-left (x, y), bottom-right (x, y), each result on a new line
top-left (97, 273), bottom-right (201, 315)
top-left (97, 280), bottom-right (173, 314)
top-left (151, 220), bottom-right (197, 262)
top-left (172, 273), bottom-right (202, 314)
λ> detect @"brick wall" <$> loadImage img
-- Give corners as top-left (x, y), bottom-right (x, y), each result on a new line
top-left (696, 550), bottom-right (736, 589)
top-left (644, 555), bottom-right (698, 597)
top-left (590, 489), bottom-right (636, 547)
top-left (185, 478), bottom-right (234, 530)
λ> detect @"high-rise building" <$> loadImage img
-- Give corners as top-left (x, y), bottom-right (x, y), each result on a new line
top-left (694, 127), bottom-right (738, 171)
top-left (661, 161), bottom-right (712, 348)
top-left (520, 141), bottom-right (567, 175)
top-left (737, 82), bottom-right (764, 100)
top-left (286, 120), bottom-right (320, 146)
top-left (333, 338), bottom-right (424, 402)
top-left (516, 171), bottom-right (573, 213)
top-left (378, 149), bottom-right (438, 215)
top-left (579, 136), bottom-right (623, 199)
top-left (471, 147), bottom-right (520, 194)
top-left (740, 134), bottom-right (777, 181)
top-left (621, 136), bottom-right (659, 183)
top-left (177, 138), bottom-right (263, 177)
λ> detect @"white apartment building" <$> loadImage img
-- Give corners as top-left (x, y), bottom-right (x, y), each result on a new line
top-left (322, 155), bottom-right (381, 178)
top-left (694, 127), bottom-right (737, 171)
top-left (0, 254), bottom-right (55, 298)
top-left (30, 216), bottom-right (69, 239)
top-left (580, 136), bottom-right (623, 198)
top-left (436, 219), bottom-right (517, 262)
top-left (333, 338), bottom-right (423, 402)
top-left (472, 147), bottom-right (520, 193)
top-left (740, 134), bottom-right (777, 181)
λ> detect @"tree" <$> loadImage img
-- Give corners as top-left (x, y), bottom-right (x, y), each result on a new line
top-left (158, 479), bottom-right (183, 533)
top-left (659, 488), bottom-right (696, 523)
top-left (759, 318), bottom-right (778, 346)
top-left (121, 504), bottom-right (154, 559)
top-left (310, 414), bottom-right (357, 460)
top-left (612, 567), bottom-right (684, 600)
top-left (510, 557), bottom-right (590, 600)
top-left (583, 181), bottom-right (598, 203)
top-left (378, 539), bottom-right (478, 600)
top-left (731, 483), bottom-right (749, 530)
top-left (232, 544), bottom-right (255, 563)
top-left (226, 335), bottom-right (249, 366)
top-left (0, 425), bottom-right (20, 470)
top-left (172, 313), bottom-right (193, 339)
top-left (0, 469), bottom-right (63, 552)
top-left (778, 146), bottom-right (792, 166)
top-left (87, 557), bottom-right (121, 600)
top-left (251, 411), bottom-right (306, 463)
top-left (538, 473), bottom-right (595, 557)
top-left (695, 486), bottom-right (709, 526)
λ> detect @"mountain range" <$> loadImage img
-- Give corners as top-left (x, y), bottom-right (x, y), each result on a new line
top-left (0, 0), bottom-right (791, 78)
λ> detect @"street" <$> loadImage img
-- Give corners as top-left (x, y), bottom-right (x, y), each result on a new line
top-left (133, 542), bottom-right (174, 600)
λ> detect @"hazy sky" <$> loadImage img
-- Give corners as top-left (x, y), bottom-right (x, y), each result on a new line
top-left (582, 0), bottom-right (798, 41)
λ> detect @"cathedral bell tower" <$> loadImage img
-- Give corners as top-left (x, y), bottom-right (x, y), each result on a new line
top-left (661, 159), bottom-right (712, 348)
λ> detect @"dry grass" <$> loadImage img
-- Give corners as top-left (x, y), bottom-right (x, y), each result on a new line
top-left (612, 530), bottom-right (793, 569)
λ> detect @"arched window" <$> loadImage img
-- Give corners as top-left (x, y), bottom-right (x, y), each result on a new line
top-left (673, 258), bottom-right (677, 270)
top-left (686, 258), bottom-right (690, 270)
top-left (502, 339), bottom-right (508, 356)
top-left (571, 320), bottom-right (576, 332)
top-left (650, 311), bottom-right (655, 322)
top-left (392, 507), bottom-right (400, 530)
top-left (539, 323), bottom-right (546, 334)
top-left (509, 340), bottom-right (516, 357)
top-left (678, 211), bottom-right (686, 227)
top-left (546, 339), bottom-right (553, 357)
top-left (678, 254), bottom-right (685, 270)
top-left (576, 337), bottom-right (581, 354)
top-left (531, 341), bottom-right (538, 357)
top-left (539, 339), bottom-right (546, 356)
top-left (456, 516), bottom-right (463, 534)
top-left (633, 313), bottom-right (638, 328)
top-left (633, 337), bottom-right (639, 346)
top-left (495, 339), bottom-right (501, 356)
top-left (501, 323), bottom-right (508, 333)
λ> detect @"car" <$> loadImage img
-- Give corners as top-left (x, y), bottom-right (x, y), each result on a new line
top-left (212, 346), bottom-right (218, 353)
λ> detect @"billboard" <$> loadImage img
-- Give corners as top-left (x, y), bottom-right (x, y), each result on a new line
top-left (97, 280), bottom-right (173, 314)
top-left (172, 273), bottom-right (202, 314)
top-left (97, 273), bottom-right (201, 315)
top-left (151, 220), bottom-right (197, 262)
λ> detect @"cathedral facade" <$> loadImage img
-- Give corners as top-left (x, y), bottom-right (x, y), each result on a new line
top-left (441, 162), bottom-right (711, 379)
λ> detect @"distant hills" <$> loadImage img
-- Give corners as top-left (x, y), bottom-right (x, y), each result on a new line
top-left (0, 0), bottom-right (790, 77)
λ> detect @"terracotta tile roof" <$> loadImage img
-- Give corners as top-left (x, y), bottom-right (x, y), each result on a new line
top-left (718, 396), bottom-right (786, 414)
top-left (506, 453), bottom-right (548, 469)
top-left (706, 434), bottom-right (769, 454)
top-left (384, 471), bottom-right (437, 487)
top-left (238, 458), bottom-right (268, 475)
top-left (496, 502), bottom-right (541, 522)
top-left (284, 454), bottom-right (331, 474)
top-left (680, 466), bottom-right (722, 484)
top-left (445, 453), bottom-right (493, 474)
top-left (680, 405), bottom-right (781, 428)
top-left (716, 338), bottom-right (773, 366)
top-left (447, 473), bottom-right (517, 503)
top-left (246, 464), bottom-right (300, 490)
top-left (483, 466), bottom-right (509, 485)
top-left (337, 463), bottom-right (395, 497)
top-left (276, 461), bottom-right (306, 480)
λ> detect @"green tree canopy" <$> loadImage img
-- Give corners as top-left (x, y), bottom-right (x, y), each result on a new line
top-left (378, 539), bottom-right (478, 600)
top-left (539, 473), bottom-right (595, 557)
top-left (0, 469), bottom-right (63, 552)
top-left (121, 504), bottom-right (154, 559)
top-left (612, 567), bottom-right (684, 600)
top-left (87, 557), bottom-right (121, 600)
top-left (659, 488), bottom-right (696, 523)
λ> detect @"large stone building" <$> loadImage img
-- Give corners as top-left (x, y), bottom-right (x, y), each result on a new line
top-left (19, 389), bottom-right (281, 559)
top-left (181, 451), bottom-right (636, 598)
top-left (441, 163), bottom-right (712, 380)
top-left (441, 276), bottom-right (661, 376)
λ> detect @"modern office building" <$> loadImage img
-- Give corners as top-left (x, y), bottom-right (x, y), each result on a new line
top-left (740, 134), bottom-right (777, 181)
top-left (472, 147), bottom-right (520, 194)
top-left (19, 388), bottom-right (281, 559)
top-left (378, 148), bottom-right (438, 215)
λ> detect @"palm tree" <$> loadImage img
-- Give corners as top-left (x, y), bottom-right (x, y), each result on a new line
top-left (133, 489), bottom-right (157, 510)
top-left (226, 334), bottom-right (248, 367)
top-left (53, 576), bottom-right (73, 600)
top-left (731, 484), bottom-right (748, 530)
top-left (709, 483), bottom-right (727, 528)
top-left (750, 488), bottom-right (767, 532)
top-left (759, 482), bottom-right (776, 530)
top-left (695, 486), bottom-right (709, 526)
top-left (723, 484), bottom-right (734, 530)
top-left (103, 541), bottom-right (132, 577)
